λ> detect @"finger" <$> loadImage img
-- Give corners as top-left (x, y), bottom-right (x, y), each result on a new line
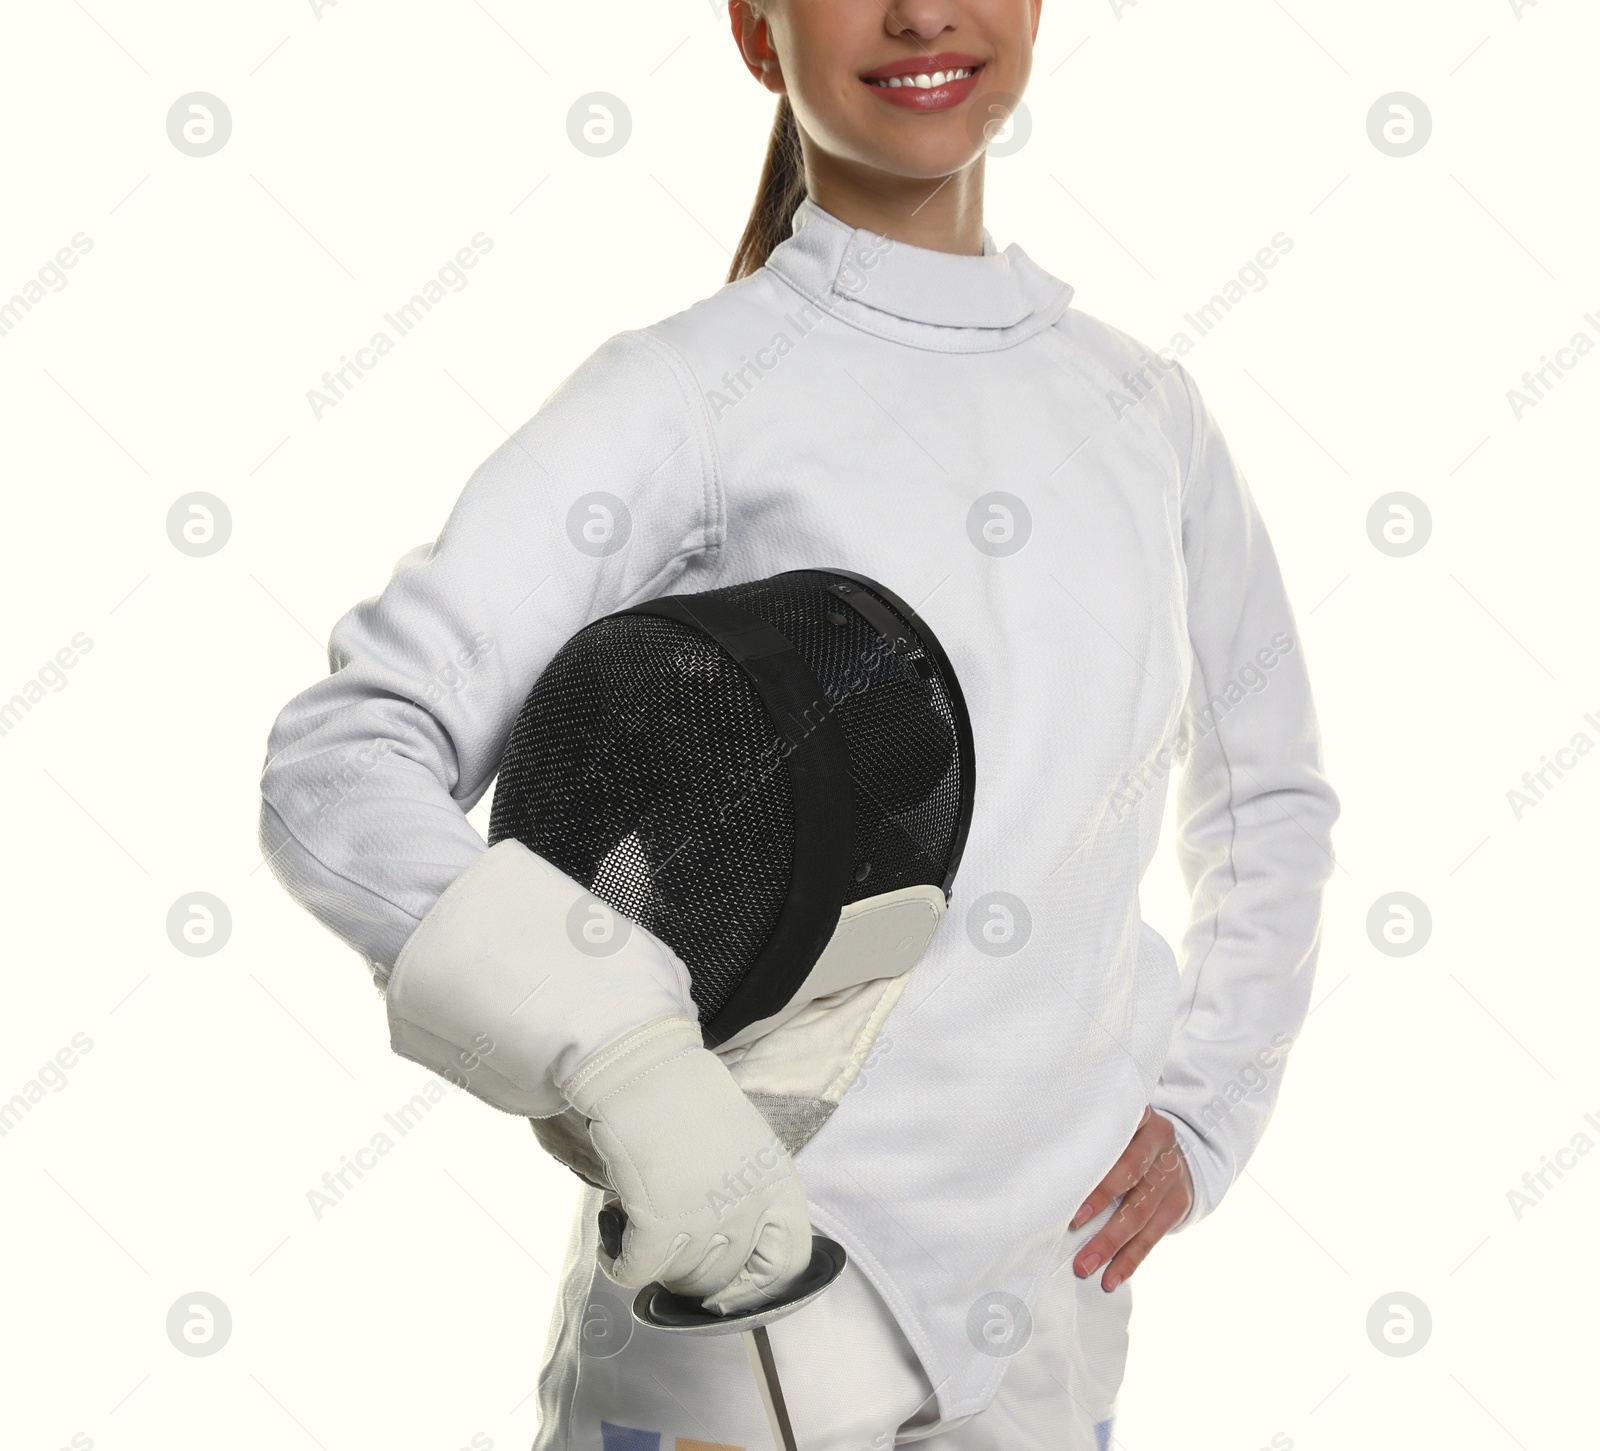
top-left (701, 1268), bottom-right (768, 1316)
top-left (1108, 1112), bottom-right (1180, 1202)
top-left (1069, 1169), bottom-right (1122, 1231)
top-left (606, 1227), bottom-right (693, 1288)
top-left (661, 1232), bottom-right (746, 1302)
top-left (700, 1218), bottom-right (800, 1314)
top-left (1150, 1144), bottom-right (1191, 1194)
top-left (1101, 1182), bottom-right (1191, 1291)
top-left (1069, 1108), bottom-right (1167, 1229)
top-left (1069, 1109), bottom-right (1154, 1228)
top-left (1136, 1122), bottom-right (1193, 1219)
top-left (1073, 1169), bottom-right (1163, 1277)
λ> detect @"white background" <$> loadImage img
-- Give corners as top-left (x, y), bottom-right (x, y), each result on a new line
top-left (2, 2), bottom-right (1596, 1449)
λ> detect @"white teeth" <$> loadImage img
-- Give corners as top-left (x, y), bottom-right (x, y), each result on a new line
top-left (870, 67), bottom-right (974, 89)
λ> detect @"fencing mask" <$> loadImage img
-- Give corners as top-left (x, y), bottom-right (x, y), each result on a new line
top-left (488, 567), bottom-right (974, 1176)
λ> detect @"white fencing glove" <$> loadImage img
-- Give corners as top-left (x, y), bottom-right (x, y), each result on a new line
top-left (559, 1013), bottom-right (814, 1315)
top-left (383, 837), bottom-right (813, 1313)
top-left (384, 838), bottom-right (702, 1118)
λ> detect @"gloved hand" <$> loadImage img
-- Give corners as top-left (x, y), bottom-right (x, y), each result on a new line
top-left (560, 1013), bottom-right (814, 1315)
top-left (383, 838), bottom-right (813, 1314)
top-left (383, 838), bottom-right (703, 1119)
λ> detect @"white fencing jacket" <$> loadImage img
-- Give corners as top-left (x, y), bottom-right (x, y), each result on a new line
top-left (259, 195), bottom-right (1339, 1419)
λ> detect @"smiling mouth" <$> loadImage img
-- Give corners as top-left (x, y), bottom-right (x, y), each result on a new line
top-left (863, 65), bottom-right (983, 89)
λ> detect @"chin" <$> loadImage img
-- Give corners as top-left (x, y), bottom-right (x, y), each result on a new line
top-left (863, 139), bottom-right (980, 181)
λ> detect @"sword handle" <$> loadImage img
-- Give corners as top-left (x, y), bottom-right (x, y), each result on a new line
top-left (597, 1199), bottom-right (627, 1259)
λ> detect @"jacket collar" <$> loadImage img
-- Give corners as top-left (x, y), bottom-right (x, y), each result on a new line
top-left (761, 195), bottom-right (1073, 352)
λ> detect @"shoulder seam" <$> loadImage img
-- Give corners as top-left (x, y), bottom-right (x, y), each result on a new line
top-left (625, 327), bottom-right (727, 574)
top-left (1043, 315), bottom-right (1184, 487)
top-left (1173, 362), bottom-right (1205, 502)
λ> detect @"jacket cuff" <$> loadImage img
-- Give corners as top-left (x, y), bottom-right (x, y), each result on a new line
top-left (385, 838), bottom-right (699, 1117)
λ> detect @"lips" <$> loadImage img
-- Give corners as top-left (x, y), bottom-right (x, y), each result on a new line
top-left (859, 52), bottom-right (985, 113)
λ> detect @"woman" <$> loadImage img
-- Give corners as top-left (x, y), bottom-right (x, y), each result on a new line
top-left (259, 1), bottom-right (1339, 1446)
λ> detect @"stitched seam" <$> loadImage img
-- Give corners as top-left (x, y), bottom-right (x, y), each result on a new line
top-left (1043, 318), bottom-right (1184, 487)
top-left (826, 241), bottom-right (1034, 331)
top-left (563, 1016), bottom-right (698, 1098)
top-left (584, 1042), bottom-right (701, 1113)
top-left (631, 327), bottom-right (727, 575)
top-left (579, 1038), bottom-right (788, 1229)
top-left (1167, 360), bottom-right (1237, 1045)
top-left (595, 1079), bottom-right (783, 1232)
top-left (574, 1037), bottom-right (705, 1226)
top-left (760, 263), bottom-right (1069, 354)
top-left (1170, 644), bottom-right (1240, 1044)
top-left (259, 798), bottom-right (424, 959)
top-left (1177, 362), bottom-right (1207, 500)
top-left (821, 975), bottom-right (909, 1102)
top-left (565, 1019), bottom-right (690, 1091)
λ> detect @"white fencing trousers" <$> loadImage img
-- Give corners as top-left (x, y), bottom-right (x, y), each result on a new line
top-left (531, 1186), bottom-right (1132, 1450)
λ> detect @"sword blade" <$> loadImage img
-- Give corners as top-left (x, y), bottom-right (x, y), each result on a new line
top-left (742, 1325), bottom-right (799, 1451)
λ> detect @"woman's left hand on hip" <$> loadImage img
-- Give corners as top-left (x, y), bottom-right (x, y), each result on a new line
top-left (1067, 1107), bottom-right (1194, 1291)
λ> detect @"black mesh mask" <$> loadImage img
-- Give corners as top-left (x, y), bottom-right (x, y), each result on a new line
top-left (487, 568), bottom-right (975, 1048)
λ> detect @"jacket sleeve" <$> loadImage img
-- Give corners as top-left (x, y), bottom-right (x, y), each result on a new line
top-left (257, 327), bottom-right (722, 988)
top-left (1149, 361), bottom-right (1340, 1231)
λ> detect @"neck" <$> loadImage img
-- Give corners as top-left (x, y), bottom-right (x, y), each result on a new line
top-left (801, 148), bottom-right (988, 257)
